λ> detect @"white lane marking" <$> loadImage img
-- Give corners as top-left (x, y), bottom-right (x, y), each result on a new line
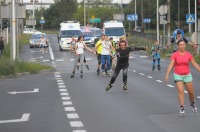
top-left (0, 113), bottom-right (30, 124)
top-left (156, 80), bottom-right (163, 82)
top-left (132, 70), bottom-right (136, 72)
top-left (139, 73), bottom-right (145, 75)
top-left (128, 69), bottom-right (130, 71)
top-left (129, 56), bottom-right (134, 58)
top-left (57, 80), bottom-right (63, 83)
top-left (8, 88), bottom-right (39, 94)
top-left (59, 89), bottom-right (67, 92)
top-left (30, 50), bottom-right (40, 53)
top-left (67, 113), bottom-right (79, 119)
top-left (42, 59), bottom-right (50, 62)
top-left (167, 84), bottom-right (174, 88)
top-left (55, 75), bottom-right (61, 78)
top-left (54, 72), bottom-right (60, 75)
top-left (140, 56), bottom-right (148, 58)
top-left (85, 58), bottom-right (91, 60)
top-left (63, 101), bottom-right (72, 105)
top-left (184, 90), bottom-right (188, 94)
top-left (62, 97), bottom-right (71, 100)
top-left (56, 78), bottom-right (62, 80)
top-left (70, 58), bottom-right (75, 61)
top-left (70, 121), bottom-right (84, 127)
top-left (58, 85), bottom-right (66, 88)
top-left (60, 93), bottom-right (69, 96)
top-left (49, 41), bottom-right (55, 61)
top-left (58, 82), bottom-right (65, 85)
top-left (147, 76), bottom-right (153, 78)
top-left (65, 107), bottom-right (75, 112)
top-left (73, 130), bottom-right (87, 132)
top-left (56, 59), bottom-right (64, 62)
top-left (197, 96), bottom-right (200, 99)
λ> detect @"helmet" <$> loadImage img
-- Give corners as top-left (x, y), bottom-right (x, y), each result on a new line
top-left (176, 30), bottom-right (182, 34)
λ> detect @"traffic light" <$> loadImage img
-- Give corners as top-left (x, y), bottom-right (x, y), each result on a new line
top-left (198, 0), bottom-right (200, 18)
top-left (163, 13), bottom-right (168, 21)
top-left (1, 19), bottom-right (10, 29)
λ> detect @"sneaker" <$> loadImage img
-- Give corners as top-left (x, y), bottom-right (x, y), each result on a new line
top-left (158, 65), bottom-right (161, 70)
top-left (97, 68), bottom-right (100, 76)
top-left (77, 65), bottom-right (79, 71)
top-left (191, 102), bottom-right (197, 114)
top-left (123, 83), bottom-right (127, 92)
top-left (86, 65), bottom-right (89, 70)
top-left (106, 83), bottom-right (113, 91)
top-left (105, 70), bottom-right (111, 76)
top-left (102, 71), bottom-right (106, 75)
top-left (152, 65), bottom-right (155, 71)
top-left (179, 106), bottom-right (185, 117)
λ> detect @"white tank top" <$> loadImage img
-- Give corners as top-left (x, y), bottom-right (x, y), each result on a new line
top-left (76, 42), bottom-right (85, 54)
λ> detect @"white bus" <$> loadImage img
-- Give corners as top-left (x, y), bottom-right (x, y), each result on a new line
top-left (58, 21), bottom-right (82, 51)
top-left (103, 20), bottom-right (126, 43)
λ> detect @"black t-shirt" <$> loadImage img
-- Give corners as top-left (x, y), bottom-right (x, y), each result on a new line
top-left (116, 47), bottom-right (131, 65)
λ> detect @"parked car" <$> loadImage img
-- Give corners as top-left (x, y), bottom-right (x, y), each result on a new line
top-left (29, 33), bottom-right (49, 48)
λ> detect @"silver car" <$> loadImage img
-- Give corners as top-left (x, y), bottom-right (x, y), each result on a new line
top-left (29, 33), bottom-right (49, 48)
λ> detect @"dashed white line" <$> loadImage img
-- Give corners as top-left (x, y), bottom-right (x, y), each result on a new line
top-left (62, 97), bottom-right (71, 100)
top-left (70, 121), bottom-right (84, 127)
top-left (57, 80), bottom-right (63, 83)
top-left (139, 73), bottom-right (145, 75)
top-left (156, 80), bottom-right (163, 82)
top-left (65, 107), bottom-right (76, 112)
top-left (63, 101), bottom-right (73, 105)
top-left (58, 85), bottom-right (66, 88)
top-left (58, 82), bottom-right (65, 85)
top-left (197, 96), bottom-right (200, 99)
top-left (67, 113), bottom-right (79, 119)
top-left (73, 130), bottom-right (87, 132)
top-left (59, 89), bottom-right (67, 92)
top-left (132, 70), bottom-right (136, 72)
top-left (167, 84), bottom-right (174, 88)
top-left (184, 90), bottom-right (188, 94)
top-left (55, 75), bottom-right (61, 78)
top-left (147, 76), bottom-right (153, 78)
top-left (60, 93), bottom-right (69, 96)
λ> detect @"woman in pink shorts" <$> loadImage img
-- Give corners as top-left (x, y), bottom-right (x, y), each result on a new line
top-left (165, 40), bottom-right (200, 116)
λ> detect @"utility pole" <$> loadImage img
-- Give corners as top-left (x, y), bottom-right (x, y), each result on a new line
top-left (195, 0), bottom-right (198, 32)
top-left (135, 0), bottom-right (137, 30)
top-left (84, 0), bottom-right (86, 26)
top-left (141, 0), bottom-right (144, 27)
top-left (11, 0), bottom-right (16, 61)
top-left (188, 0), bottom-right (192, 35)
top-left (167, 0), bottom-right (171, 44)
top-left (156, 0), bottom-right (159, 41)
top-left (32, 0), bottom-right (35, 33)
top-left (178, 0), bottom-right (180, 28)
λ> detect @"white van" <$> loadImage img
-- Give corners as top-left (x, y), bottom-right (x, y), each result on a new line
top-left (58, 21), bottom-right (82, 51)
top-left (103, 20), bottom-right (126, 44)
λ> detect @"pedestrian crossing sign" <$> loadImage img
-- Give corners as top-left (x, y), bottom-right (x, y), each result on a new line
top-left (186, 14), bottom-right (195, 24)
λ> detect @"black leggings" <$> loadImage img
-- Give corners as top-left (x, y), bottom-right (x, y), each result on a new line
top-left (110, 64), bottom-right (128, 84)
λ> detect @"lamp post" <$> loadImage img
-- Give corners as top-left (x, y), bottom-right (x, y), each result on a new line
top-left (135, 0), bottom-right (137, 30)
top-left (156, 0), bottom-right (159, 42)
top-left (32, 0), bottom-right (35, 33)
top-left (84, 0), bottom-right (86, 26)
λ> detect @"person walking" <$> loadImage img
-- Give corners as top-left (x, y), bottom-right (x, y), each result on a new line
top-left (165, 40), bottom-right (200, 116)
top-left (95, 34), bottom-right (104, 75)
top-left (151, 40), bottom-right (161, 71)
top-left (70, 36), bottom-right (94, 78)
top-left (105, 40), bottom-right (147, 92)
top-left (0, 37), bottom-right (5, 58)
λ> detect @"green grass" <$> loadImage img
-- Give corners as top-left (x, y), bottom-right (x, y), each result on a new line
top-left (0, 34), bottom-right (53, 77)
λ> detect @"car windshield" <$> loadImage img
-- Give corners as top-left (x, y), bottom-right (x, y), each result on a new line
top-left (93, 30), bottom-right (102, 37)
top-left (105, 28), bottom-right (125, 36)
top-left (61, 30), bottom-right (82, 38)
top-left (83, 32), bottom-right (93, 37)
top-left (31, 34), bottom-right (46, 39)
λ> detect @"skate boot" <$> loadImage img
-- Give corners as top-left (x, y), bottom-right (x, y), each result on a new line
top-left (86, 65), bottom-right (89, 70)
top-left (157, 64), bottom-right (161, 71)
top-left (105, 83), bottom-right (113, 91)
top-left (179, 106), bottom-right (185, 117)
top-left (80, 71), bottom-right (83, 78)
top-left (123, 83), bottom-right (127, 92)
top-left (97, 68), bottom-right (100, 76)
top-left (77, 65), bottom-right (79, 71)
top-left (152, 65), bottom-right (155, 71)
top-left (191, 101), bottom-right (197, 114)
top-left (70, 71), bottom-right (75, 78)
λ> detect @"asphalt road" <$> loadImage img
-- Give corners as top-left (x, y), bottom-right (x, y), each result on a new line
top-left (0, 34), bottom-right (200, 132)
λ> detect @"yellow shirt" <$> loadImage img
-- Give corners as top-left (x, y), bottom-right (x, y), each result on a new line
top-left (95, 39), bottom-right (103, 54)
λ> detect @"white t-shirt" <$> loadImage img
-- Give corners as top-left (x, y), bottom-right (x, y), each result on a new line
top-left (101, 40), bottom-right (111, 55)
top-left (76, 42), bottom-right (85, 54)
top-left (40, 38), bottom-right (46, 45)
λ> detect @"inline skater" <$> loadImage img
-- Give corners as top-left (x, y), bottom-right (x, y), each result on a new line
top-left (152, 40), bottom-right (161, 71)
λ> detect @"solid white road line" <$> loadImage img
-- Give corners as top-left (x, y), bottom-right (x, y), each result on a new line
top-left (70, 121), bottom-right (84, 127)
top-left (147, 76), bottom-right (153, 78)
top-left (156, 80), bottom-right (163, 82)
top-left (8, 88), bottom-right (39, 94)
top-left (48, 41), bottom-right (55, 61)
top-left (167, 84), bottom-right (174, 88)
top-left (62, 97), bottom-right (71, 100)
top-left (67, 113), bottom-right (79, 119)
top-left (0, 113), bottom-right (30, 124)
top-left (65, 107), bottom-right (75, 112)
top-left (139, 73), bottom-right (145, 75)
top-left (60, 93), bottom-right (69, 96)
top-left (63, 101), bottom-right (72, 105)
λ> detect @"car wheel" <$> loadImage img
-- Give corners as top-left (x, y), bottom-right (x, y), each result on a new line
top-left (59, 46), bottom-right (63, 51)
top-left (30, 45), bottom-right (33, 48)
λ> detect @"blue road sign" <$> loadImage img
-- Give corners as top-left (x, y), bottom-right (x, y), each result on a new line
top-left (143, 18), bottom-right (151, 23)
top-left (39, 20), bottom-right (45, 24)
top-left (127, 14), bottom-right (138, 21)
top-left (186, 14), bottom-right (195, 24)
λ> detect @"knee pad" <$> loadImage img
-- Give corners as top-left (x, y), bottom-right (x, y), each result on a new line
top-left (157, 58), bottom-right (160, 61)
top-left (153, 59), bottom-right (156, 62)
top-left (98, 60), bottom-right (101, 65)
